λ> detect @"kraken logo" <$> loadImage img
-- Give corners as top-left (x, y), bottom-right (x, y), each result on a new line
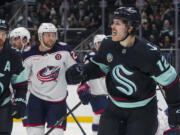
top-left (0, 82), bottom-right (4, 95)
top-left (112, 65), bottom-right (137, 95)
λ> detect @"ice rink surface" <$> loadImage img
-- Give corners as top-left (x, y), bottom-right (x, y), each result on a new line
top-left (12, 122), bottom-right (92, 135)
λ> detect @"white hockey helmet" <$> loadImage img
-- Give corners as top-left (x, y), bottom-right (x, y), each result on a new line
top-left (38, 23), bottom-right (58, 50)
top-left (93, 34), bottom-right (106, 50)
top-left (10, 27), bottom-right (31, 44)
top-left (38, 23), bottom-right (57, 37)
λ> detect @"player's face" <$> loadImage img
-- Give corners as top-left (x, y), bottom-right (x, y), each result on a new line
top-left (0, 30), bottom-right (7, 48)
top-left (111, 19), bottom-right (127, 41)
top-left (42, 32), bottom-right (56, 49)
top-left (11, 37), bottom-right (22, 50)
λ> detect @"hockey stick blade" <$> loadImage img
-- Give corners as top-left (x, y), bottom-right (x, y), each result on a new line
top-left (163, 128), bottom-right (180, 135)
top-left (44, 101), bottom-right (82, 135)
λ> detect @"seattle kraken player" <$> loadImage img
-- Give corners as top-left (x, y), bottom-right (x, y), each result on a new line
top-left (77, 34), bottom-right (108, 135)
top-left (0, 19), bottom-right (28, 135)
top-left (66, 7), bottom-right (180, 135)
top-left (22, 23), bottom-right (78, 135)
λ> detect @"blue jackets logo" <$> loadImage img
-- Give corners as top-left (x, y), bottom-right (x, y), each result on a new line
top-left (37, 66), bottom-right (60, 82)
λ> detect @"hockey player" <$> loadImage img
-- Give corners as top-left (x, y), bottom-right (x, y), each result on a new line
top-left (77, 34), bottom-right (108, 135)
top-left (0, 19), bottom-right (28, 135)
top-left (65, 7), bottom-right (180, 135)
top-left (9, 27), bottom-right (31, 133)
top-left (10, 27), bottom-right (31, 52)
top-left (22, 23), bottom-right (78, 135)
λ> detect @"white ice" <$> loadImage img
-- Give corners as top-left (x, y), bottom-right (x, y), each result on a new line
top-left (12, 122), bottom-right (92, 135)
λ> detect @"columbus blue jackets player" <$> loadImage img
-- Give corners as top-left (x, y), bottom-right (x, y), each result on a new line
top-left (0, 19), bottom-right (28, 135)
top-left (22, 23), bottom-right (78, 135)
top-left (66, 7), bottom-right (180, 135)
top-left (77, 34), bottom-right (108, 135)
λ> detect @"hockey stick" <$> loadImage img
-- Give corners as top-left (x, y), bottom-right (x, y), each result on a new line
top-left (67, 104), bottom-right (87, 135)
top-left (157, 84), bottom-right (180, 135)
top-left (44, 101), bottom-right (82, 135)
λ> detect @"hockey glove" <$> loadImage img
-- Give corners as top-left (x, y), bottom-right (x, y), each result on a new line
top-left (77, 83), bottom-right (92, 105)
top-left (66, 63), bottom-right (87, 85)
top-left (168, 104), bottom-right (180, 129)
top-left (163, 128), bottom-right (180, 135)
top-left (11, 98), bottom-right (26, 119)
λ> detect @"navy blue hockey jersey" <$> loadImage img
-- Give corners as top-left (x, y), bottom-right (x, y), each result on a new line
top-left (88, 36), bottom-right (178, 108)
top-left (0, 43), bottom-right (28, 106)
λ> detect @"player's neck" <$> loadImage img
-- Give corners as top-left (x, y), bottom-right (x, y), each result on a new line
top-left (39, 44), bottom-right (50, 52)
top-left (120, 36), bottom-right (135, 48)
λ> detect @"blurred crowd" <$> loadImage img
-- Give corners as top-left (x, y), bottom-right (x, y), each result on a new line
top-left (0, 0), bottom-right (179, 49)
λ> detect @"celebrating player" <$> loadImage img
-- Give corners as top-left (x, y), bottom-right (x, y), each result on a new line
top-left (66, 6), bottom-right (180, 135)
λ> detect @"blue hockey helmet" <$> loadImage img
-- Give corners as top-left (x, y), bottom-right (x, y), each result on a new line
top-left (113, 6), bottom-right (141, 35)
top-left (113, 6), bottom-right (141, 23)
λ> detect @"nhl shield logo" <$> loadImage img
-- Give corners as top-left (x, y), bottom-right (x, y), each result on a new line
top-left (106, 53), bottom-right (113, 63)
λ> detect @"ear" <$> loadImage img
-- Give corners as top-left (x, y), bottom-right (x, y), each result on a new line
top-left (128, 26), bottom-right (134, 33)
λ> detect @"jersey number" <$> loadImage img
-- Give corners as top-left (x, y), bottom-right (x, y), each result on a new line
top-left (157, 56), bottom-right (169, 72)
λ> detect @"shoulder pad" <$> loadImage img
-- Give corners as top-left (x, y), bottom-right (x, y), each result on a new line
top-left (88, 51), bottom-right (96, 56)
top-left (83, 51), bottom-right (96, 62)
top-left (58, 42), bottom-right (67, 46)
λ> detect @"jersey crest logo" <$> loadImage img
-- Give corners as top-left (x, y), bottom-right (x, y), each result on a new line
top-left (55, 54), bottom-right (62, 60)
top-left (106, 53), bottom-right (113, 63)
top-left (112, 65), bottom-right (137, 95)
top-left (37, 66), bottom-right (60, 82)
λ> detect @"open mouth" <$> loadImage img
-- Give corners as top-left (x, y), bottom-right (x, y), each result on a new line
top-left (112, 31), bottom-right (117, 36)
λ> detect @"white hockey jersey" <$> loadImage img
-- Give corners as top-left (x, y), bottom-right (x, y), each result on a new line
top-left (84, 51), bottom-right (108, 96)
top-left (22, 42), bottom-right (77, 102)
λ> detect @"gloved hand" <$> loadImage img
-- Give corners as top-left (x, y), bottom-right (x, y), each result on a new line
top-left (11, 98), bottom-right (26, 119)
top-left (66, 63), bottom-right (87, 85)
top-left (168, 105), bottom-right (180, 129)
top-left (77, 83), bottom-right (92, 105)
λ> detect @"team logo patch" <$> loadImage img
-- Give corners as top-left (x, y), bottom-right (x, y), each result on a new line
top-left (106, 53), bottom-right (113, 63)
top-left (37, 66), bottom-right (60, 82)
top-left (55, 54), bottom-right (62, 60)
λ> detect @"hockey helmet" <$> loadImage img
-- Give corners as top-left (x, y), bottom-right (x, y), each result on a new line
top-left (93, 34), bottom-right (106, 45)
top-left (113, 6), bottom-right (141, 23)
top-left (113, 6), bottom-right (141, 35)
top-left (38, 23), bottom-right (57, 35)
top-left (93, 34), bottom-right (106, 51)
top-left (10, 27), bottom-right (31, 44)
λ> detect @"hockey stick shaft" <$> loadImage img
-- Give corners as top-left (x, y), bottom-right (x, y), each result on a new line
top-left (44, 101), bottom-right (82, 135)
top-left (67, 104), bottom-right (87, 135)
